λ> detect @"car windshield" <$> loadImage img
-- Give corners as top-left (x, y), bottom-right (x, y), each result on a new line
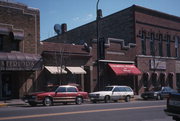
top-left (103, 87), bottom-right (114, 91)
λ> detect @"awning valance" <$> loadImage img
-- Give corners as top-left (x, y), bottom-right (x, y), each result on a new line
top-left (108, 63), bottom-right (141, 75)
top-left (45, 66), bottom-right (67, 74)
top-left (66, 67), bottom-right (86, 74)
top-left (0, 52), bottom-right (42, 71)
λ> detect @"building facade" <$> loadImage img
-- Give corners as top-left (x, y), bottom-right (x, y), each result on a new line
top-left (44, 5), bottom-right (180, 94)
top-left (0, 0), bottom-right (42, 99)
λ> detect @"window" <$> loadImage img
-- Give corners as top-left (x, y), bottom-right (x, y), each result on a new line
top-left (166, 35), bottom-right (171, 57)
top-left (56, 87), bottom-right (66, 92)
top-left (158, 34), bottom-right (163, 56)
top-left (125, 87), bottom-right (132, 92)
top-left (175, 36), bottom-right (179, 58)
top-left (141, 31), bottom-right (146, 55)
top-left (67, 87), bottom-right (77, 92)
top-left (113, 87), bottom-right (120, 92)
top-left (119, 87), bottom-right (126, 92)
top-left (0, 35), bottom-right (3, 51)
top-left (150, 33), bottom-right (155, 56)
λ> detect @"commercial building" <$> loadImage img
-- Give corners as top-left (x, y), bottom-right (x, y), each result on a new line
top-left (0, 0), bottom-right (42, 99)
top-left (44, 5), bottom-right (180, 94)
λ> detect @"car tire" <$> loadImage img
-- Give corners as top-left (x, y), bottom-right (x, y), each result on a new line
top-left (29, 102), bottom-right (37, 107)
top-left (43, 97), bottom-right (53, 106)
top-left (104, 96), bottom-right (110, 103)
top-left (156, 95), bottom-right (161, 100)
top-left (76, 97), bottom-right (83, 105)
top-left (125, 96), bottom-right (130, 102)
top-left (92, 100), bottom-right (97, 103)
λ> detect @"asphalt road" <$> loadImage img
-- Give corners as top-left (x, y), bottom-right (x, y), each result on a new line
top-left (0, 100), bottom-right (173, 121)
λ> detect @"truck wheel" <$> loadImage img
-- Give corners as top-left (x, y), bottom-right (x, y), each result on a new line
top-left (76, 97), bottom-right (83, 105)
top-left (104, 96), bottom-right (110, 103)
top-left (43, 97), bottom-right (53, 106)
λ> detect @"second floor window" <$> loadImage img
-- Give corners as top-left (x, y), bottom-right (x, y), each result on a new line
top-left (175, 36), bottom-right (179, 58)
top-left (158, 34), bottom-right (163, 56)
top-left (150, 33), bottom-right (155, 56)
top-left (141, 31), bottom-right (146, 55)
top-left (166, 35), bottom-right (171, 57)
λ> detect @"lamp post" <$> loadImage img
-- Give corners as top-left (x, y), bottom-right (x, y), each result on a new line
top-left (96, 0), bottom-right (101, 90)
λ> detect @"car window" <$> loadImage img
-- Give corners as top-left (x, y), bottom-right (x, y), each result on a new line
top-left (125, 87), bottom-right (132, 92)
top-left (56, 87), bottom-right (66, 92)
top-left (119, 87), bottom-right (126, 92)
top-left (104, 87), bottom-right (113, 91)
top-left (67, 87), bottom-right (77, 92)
top-left (113, 87), bottom-right (120, 92)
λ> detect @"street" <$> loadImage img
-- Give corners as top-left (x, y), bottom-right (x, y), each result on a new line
top-left (0, 100), bottom-right (173, 121)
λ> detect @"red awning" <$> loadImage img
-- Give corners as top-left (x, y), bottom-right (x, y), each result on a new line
top-left (108, 63), bottom-right (141, 75)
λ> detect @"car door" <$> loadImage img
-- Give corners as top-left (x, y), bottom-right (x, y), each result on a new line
top-left (111, 87), bottom-right (121, 100)
top-left (161, 87), bottom-right (170, 98)
top-left (119, 87), bottom-right (127, 99)
top-left (66, 87), bottom-right (78, 102)
top-left (54, 87), bottom-right (67, 102)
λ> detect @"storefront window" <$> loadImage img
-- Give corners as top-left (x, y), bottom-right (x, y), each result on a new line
top-left (159, 73), bottom-right (165, 87)
top-left (151, 73), bottom-right (158, 87)
top-left (0, 35), bottom-right (3, 51)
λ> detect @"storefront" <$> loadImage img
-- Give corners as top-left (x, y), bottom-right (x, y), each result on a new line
top-left (98, 60), bottom-right (141, 93)
top-left (0, 52), bottom-right (42, 99)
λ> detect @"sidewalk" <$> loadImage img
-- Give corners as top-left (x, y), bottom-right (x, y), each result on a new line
top-left (0, 95), bottom-right (142, 107)
top-left (0, 99), bottom-right (27, 107)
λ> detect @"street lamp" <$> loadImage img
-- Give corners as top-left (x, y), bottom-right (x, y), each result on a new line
top-left (96, 0), bottom-right (102, 90)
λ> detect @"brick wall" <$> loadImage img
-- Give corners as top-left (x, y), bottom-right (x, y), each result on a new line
top-left (0, 1), bottom-right (40, 54)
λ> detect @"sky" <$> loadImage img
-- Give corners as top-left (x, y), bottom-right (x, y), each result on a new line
top-left (14, 0), bottom-right (180, 41)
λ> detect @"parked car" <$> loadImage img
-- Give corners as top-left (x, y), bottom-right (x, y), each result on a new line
top-left (164, 92), bottom-right (180, 121)
top-left (141, 87), bottom-right (177, 100)
top-left (89, 85), bottom-right (134, 103)
top-left (22, 85), bottom-right (88, 106)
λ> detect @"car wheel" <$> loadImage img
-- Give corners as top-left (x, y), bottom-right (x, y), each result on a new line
top-left (76, 97), bottom-right (83, 105)
top-left (125, 96), bottom-right (130, 102)
top-left (104, 96), bottom-right (110, 103)
top-left (29, 102), bottom-right (37, 107)
top-left (43, 97), bottom-right (53, 106)
top-left (156, 95), bottom-right (161, 100)
top-left (92, 100), bottom-right (97, 103)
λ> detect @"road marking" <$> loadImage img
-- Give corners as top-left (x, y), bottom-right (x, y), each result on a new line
top-left (0, 105), bottom-right (165, 120)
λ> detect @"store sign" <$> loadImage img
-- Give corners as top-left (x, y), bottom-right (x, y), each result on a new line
top-left (150, 59), bottom-right (166, 70)
top-left (0, 60), bottom-right (41, 71)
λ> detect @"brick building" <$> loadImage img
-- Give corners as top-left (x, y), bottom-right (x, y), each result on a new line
top-left (0, 0), bottom-right (42, 99)
top-left (43, 5), bottom-right (180, 94)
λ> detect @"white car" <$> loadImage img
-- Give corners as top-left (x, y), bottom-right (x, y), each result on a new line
top-left (89, 86), bottom-right (134, 103)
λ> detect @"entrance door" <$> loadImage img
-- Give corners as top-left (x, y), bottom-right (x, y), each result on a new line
top-left (2, 74), bottom-right (12, 99)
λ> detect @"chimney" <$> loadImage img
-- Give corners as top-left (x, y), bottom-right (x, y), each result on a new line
top-left (61, 23), bottom-right (67, 34)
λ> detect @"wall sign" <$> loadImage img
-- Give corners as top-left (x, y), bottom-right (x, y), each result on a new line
top-left (150, 59), bottom-right (166, 70)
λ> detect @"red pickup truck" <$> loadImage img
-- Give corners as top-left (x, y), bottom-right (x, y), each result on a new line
top-left (23, 85), bottom-right (88, 106)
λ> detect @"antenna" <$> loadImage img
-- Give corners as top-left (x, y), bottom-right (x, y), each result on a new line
top-left (54, 24), bottom-right (61, 35)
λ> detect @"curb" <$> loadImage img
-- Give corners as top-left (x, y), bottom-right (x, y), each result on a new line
top-left (0, 103), bottom-right (27, 107)
top-left (0, 103), bottom-right (7, 107)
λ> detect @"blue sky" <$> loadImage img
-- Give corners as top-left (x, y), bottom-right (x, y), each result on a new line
top-left (15, 0), bottom-right (180, 41)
